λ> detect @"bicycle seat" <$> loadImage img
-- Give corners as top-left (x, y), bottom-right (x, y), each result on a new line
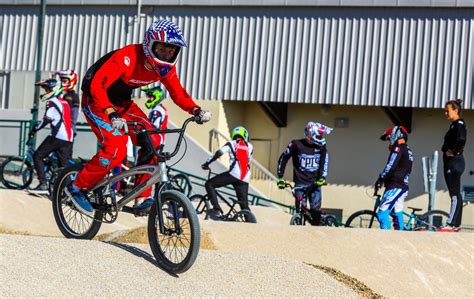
top-left (408, 207), bottom-right (423, 213)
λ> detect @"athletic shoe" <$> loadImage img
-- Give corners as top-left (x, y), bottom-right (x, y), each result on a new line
top-left (134, 198), bottom-right (153, 211)
top-left (206, 208), bottom-right (223, 221)
top-left (28, 183), bottom-right (49, 195)
top-left (65, 182), bottom-right (94, 216)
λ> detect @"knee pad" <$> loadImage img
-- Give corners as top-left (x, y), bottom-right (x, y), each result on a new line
top-left (377, 209), bottom-right (391, 230)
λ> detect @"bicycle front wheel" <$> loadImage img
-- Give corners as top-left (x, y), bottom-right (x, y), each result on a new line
top-left (168, 173), bottom-right (192, 197)
top-left (323, 215), bottom-right (339, 227)
top-left (417, 210), bottom-right (450, 230)
top-left (52, 165), bottom-right (103, 239)
top-left (344, 210), bottom-right (379, 228)
top-left (148, 190), bottom-right (200, 274)
top-left (0, 156), bottom-right (34, 189)
top-left (290, 213), bottom-right (304, 226)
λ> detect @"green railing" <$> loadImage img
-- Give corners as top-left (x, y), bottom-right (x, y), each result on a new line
top-left (168, 167), bottom-right (294, 213)
top-left (0, 119), bottom-right (92, 156)
top-left (0, 119), bottom-right (34, 156)
top-left (0, 119), bottom-right (294, 213)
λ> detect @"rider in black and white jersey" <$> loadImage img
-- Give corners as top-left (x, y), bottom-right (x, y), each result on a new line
top-left (277, 121), bottom-right (332, 225)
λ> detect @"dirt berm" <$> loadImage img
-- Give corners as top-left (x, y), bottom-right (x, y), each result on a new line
top-left (203, 208), bottom-right (474, 298)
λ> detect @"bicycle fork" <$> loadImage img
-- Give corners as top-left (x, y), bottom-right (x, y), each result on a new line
top-left (153, 162), bottom-right (182, 235)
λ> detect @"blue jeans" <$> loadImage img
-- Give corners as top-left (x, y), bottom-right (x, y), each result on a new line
top-left (294, 183), bottom-right (322, 212)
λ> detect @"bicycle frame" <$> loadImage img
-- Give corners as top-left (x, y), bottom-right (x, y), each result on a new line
top-left (203, 168), bottom-right (243, 218)
top-left (90, 163), bottom-right (168, 210)
top-left (370, 191), bottom-right (438, 231)
top-left (287, 183), bottom-right (321, 225)
top-left (86, 116), bottom-right (197, 232)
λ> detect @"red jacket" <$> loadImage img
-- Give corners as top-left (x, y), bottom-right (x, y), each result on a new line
top-left (81, 44), bottom-right (198, 113)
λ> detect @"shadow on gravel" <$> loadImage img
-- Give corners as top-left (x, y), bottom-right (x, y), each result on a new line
top-left (306, 264), bottom-right (385, 299)
top-left (104, 241), bottom-right (178, 278)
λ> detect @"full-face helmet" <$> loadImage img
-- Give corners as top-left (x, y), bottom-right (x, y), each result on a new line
top-left (304, 121), bottom-right (333, 146)
top-left (143, 19), bottom-right (187, 77)
top-left (380, 125), bottom-right (408, 146)
top-left (56, 69), bottom-right (78, 91)
top-left (141, 86), bottom-right (164, 109)
top-left (231, 126), bottom-right (249, 142)
top-left (35, 78), bottom-right (62, 102)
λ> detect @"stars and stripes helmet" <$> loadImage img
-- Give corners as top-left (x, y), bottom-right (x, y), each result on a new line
top-left (56, 69), bottom-right (78, 91)
top-left (35, 78), bottom-right (62, 102)
top-left (143, 19), bottom-right (187, 77)
top-left (304, 121), bottom-right (333, 146)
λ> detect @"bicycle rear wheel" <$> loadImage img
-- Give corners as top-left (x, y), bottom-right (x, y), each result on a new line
top-left (323, 215), bottom-right (339, 227)
top-left (148, 190), bottom-right (200, 274)
top-left (52, 165), bottom-right (103, 239)
top-left (417, 210), bottom-right (450, 230)
top-left (344, 210), bottom-right (379, 228)
top-left (231, 209), bottom-right (257, 223)
top-left (167, 173), bottom-right (192, 197)
top-left (0, 156), bottom-right (34, 189)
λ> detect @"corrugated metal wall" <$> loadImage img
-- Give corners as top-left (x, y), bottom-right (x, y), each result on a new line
top-left (1, 6), bottom-right (473, 108)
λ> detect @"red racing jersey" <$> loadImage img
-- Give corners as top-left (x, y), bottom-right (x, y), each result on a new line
top-left (81, 44), bottom-right (198, 113)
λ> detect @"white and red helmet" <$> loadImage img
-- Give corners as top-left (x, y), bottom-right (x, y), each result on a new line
top-left (143, 19), bottom-right (187, 77)
top-left (56, 69), bottom-right (78, 91)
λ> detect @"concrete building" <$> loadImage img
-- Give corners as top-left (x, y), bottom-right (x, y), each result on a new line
top-left (0, 0), bottom-right (473, 224)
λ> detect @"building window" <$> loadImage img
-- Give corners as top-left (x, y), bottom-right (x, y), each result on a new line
top-left (0, 71), bottom-right (10, 109)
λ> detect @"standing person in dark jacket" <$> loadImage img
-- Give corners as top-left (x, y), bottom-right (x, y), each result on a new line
top-left (441, 99), bottom-right (467, 231)
top-left (276, 121), bottom-right (332, 225)
top-left (375, 126), bottom-right (413, 230)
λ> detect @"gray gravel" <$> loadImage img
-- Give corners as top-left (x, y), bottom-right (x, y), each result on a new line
top-left (0, 234), bottom-right (359, 298)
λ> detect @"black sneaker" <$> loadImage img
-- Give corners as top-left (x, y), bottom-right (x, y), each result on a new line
top-left (28, 183), bottom-right (49, 195)
top-left (206, 208), bottom-right (223, 221)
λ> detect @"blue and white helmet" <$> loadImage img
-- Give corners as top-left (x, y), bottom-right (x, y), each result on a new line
top-left (143, 19), bottom-right (187, 76)
top-left (304, 121), bottom-right (333, 146)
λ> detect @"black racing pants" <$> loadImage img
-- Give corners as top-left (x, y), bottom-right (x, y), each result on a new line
top-left (204, 172), bottom-right (250, 212)
top-left (443, 155), bottom-right (465, 227)
top-left (33, 136), bottom-right (73, 184)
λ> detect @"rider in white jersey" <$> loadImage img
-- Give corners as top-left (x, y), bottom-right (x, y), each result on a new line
top-left (28, 79), bottom-right (74, 194)
top-left (202, 127), bottom-right (253, 219)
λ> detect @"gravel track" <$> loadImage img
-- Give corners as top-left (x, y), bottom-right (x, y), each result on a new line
top-left (0, 234), bottom-right (359, 297)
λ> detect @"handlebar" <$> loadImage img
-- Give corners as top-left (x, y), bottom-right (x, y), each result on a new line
top-left (283, 182), bottom-right (327, 191)
top-left (201, 166), bottom-right (219, 179)
top-left (127, 116), bottom-right (197, 161)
